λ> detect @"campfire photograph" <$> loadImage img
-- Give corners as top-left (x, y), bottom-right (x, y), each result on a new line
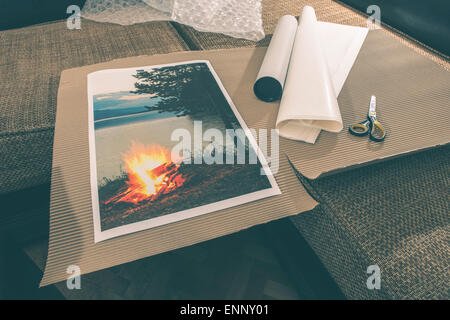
top-left (88, 61), bottom-right (280, 242)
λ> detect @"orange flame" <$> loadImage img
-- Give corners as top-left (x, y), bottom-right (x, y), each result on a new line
top-left (106, 142), bottom-right (185, 205)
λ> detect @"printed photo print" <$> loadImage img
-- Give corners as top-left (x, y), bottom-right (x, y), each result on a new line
top-left (88, 61), bottom-right (280, 242)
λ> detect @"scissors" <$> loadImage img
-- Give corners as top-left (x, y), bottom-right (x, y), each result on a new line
top-left (349, 95), bottom-right (386, 142)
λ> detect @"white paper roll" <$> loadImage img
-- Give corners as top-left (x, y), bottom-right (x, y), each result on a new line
top-left (275, 6), bottom-right (368, 144)
top-left (253, 15), bottom-right (298, 102)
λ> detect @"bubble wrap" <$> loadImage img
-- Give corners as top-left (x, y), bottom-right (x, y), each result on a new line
top-left (81, 0), bottom-right (265, 41)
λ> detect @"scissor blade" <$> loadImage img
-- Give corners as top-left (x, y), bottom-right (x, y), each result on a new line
top-left (369, 95), bottom-right (376, 114)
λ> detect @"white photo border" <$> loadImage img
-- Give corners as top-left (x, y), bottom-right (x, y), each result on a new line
top-left (88, 60), bottom-right (281, 243)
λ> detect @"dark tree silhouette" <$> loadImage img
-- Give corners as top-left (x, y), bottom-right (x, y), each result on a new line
top-left (132, 63), bottom-right (237, 129)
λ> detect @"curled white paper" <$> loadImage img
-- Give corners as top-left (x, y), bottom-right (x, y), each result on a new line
top-left (275, 6), bottom-right (368, 144)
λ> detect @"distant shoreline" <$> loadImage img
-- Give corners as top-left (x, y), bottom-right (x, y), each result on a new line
top-left (94, 110), bottom-right (189, 132)
top-left (94, 107), bottom-right (158, 124)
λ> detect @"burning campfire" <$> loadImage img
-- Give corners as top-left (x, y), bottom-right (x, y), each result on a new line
top-left (105, 142), bottom-right (186, 205)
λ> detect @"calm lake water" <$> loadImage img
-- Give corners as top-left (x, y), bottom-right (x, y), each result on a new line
top-left (94, 112), bottom-right (227, 184)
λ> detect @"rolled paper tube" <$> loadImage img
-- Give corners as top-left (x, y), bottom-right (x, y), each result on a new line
top-left (253, 15), bottom-right (298, 102)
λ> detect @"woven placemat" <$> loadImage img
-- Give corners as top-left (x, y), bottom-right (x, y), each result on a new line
top-left (291, 144), bottom-right (450, 299)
